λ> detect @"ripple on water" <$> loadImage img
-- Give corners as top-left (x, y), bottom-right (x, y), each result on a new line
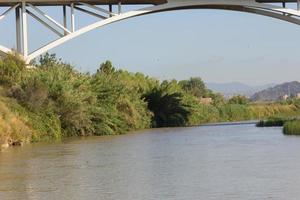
top-left (1, 124), bottom-right (300, 200)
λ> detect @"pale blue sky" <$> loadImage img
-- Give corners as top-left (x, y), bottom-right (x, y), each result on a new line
top-left (1, 5), bottom-right (300, 85)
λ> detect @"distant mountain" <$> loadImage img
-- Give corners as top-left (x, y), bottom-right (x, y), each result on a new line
top-left (206, 82), bottom-right (275, 97)
top-left (251, 81), bottom-right (300, 101)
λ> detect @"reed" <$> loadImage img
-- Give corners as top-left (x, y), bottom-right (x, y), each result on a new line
top-left (283, 120), bottom-right (300, 135)
top-left (256, 117), bottom-right (289, 127)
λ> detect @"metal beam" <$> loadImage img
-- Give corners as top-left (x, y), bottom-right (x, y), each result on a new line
top-left (27, 3), bottom-right (71, 34)
top-left (1, 0), bottom-right (300, 63)
top-left (27, 9), bottom-right (64, 37)
top-left (109, 4), bottom-right (113, 17)
top-left (15, 6), bottom-right (22, 53)
top-left (118, 1), bottom-right (121, 14)
top-left (71, 2), bottom-right (75, 32)
top-left (22, 2), bottom-right (28, 57)
top-left (79, 2), bottom-right (116, 16)
top-left (26, 0), bottom-right (300, 63)
top-left (0, 45), bottom-right (11, 56)
top-left (74, 6), bottom-right (107, 19)
top-left (0, 4), bottom-right (19, 21)
top-left (63, 5), bottom-right (67, 35)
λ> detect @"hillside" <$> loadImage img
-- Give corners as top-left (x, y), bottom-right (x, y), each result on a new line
top-left (251, 81), bottom-right (300, 101)
top-left (206, 82), bottom-right (275, 97)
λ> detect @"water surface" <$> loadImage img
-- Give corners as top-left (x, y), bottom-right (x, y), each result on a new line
top-left (1, 124), bottom-right (300, 200)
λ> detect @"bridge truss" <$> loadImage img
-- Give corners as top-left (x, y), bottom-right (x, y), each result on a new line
top-left (1, 0), bottom-right (300, 63)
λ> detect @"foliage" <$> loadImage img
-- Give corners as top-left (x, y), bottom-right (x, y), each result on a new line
top-left (218, 104), bottom-right (251, 121)
top-left (90, 62), bottom-right (152, 135)
top-left (1, 54), bottom-right (300, 145)
top-left (38, 52), bottom-right (63, 67)
top-left (208, 92), bottom-right (225, 106)
top-left (143, 87), bottom-right (190, 127)
top-left (249, 103), bottom-right (299, 119)
top-left (0, 97), bottom-right (34, 144)
top-left (256, 117), bottom-right (289, 127)
top-left (0, 53), bottom-right (25, 86)
top-left (228, 95), bottom-right (249, 105)
top-left (283, 120), bottom-right (300, 135)
top-left (179, 77), bottom-right (207, 98)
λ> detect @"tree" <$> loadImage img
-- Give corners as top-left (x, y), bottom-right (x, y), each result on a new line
top-left (0, 53), bottom-right (26, 85)
top-left (228, 95), bottom-right (249, 105)
top-left (179, 77), bottom-right (207, 98)
top-left (97, 60), bottom-right (115, 75)
top-left (38, 53), bottom-right (63, 67)
top-left (143, 87), bottom-right (190, 127)
top-left (208, 91), bottom-right (225, 106)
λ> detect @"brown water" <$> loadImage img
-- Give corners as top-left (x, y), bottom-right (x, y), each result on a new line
top-left (1, 124), bottom-right (300, 200)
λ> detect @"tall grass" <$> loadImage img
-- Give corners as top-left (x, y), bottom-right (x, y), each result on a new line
top-left (256, 117), bottom-right (289, 127)
top-left (0, 99), bottom-right (33, 145)
top-left (249, 103), bottom-right (300, 119)
top-left (283, 120), bottom-right (300, 135)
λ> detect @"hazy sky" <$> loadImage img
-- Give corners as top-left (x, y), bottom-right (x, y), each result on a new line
top-left (1, 5), bottom-right (300, 85)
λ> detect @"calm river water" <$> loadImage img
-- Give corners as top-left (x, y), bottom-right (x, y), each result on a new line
top-left (1, 124), bottom-right (300, 200)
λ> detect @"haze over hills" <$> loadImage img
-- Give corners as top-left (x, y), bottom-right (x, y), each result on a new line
top-left (206, 82), bottom-right (276, 97)
top-left (251, 81), bottom-right (300, 101)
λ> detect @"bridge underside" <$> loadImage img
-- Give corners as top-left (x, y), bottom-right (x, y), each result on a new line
top-left (0, 0), bottom-right (299, 6)
top-left (1, 0), bottom-right (300, 63)
top-left (0, 0), bottom-right (167, 6)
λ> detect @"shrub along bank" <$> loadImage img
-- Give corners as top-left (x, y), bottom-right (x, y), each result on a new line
top-left (1, 53), bottom-right (300, 148)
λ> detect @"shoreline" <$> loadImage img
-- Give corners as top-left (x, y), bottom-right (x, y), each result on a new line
top-left (200, 120), bottom-right (259, 127)
top-left (1, 120), bottom-right (261, 151)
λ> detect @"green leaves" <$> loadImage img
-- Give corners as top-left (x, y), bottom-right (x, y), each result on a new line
top-left (90, 62), bottom-right (152, 134)
top-left (0, 53), bottom-right (26, 86)
top-left (143, 87), bottom-right (191, 127)
top-left (179, 77), bottom-right (207, 98)
top-left (228, 95), bottom-right (249, 105)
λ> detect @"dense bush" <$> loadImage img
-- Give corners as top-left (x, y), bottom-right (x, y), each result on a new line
top-left (1, 53), bottom-right (300, 145)
top-left (256, 117), bottom-right (289, 127)
top-left (179, 77), bottom-right (207, 98)
top-left (0, 99), bottom-right (32, 144)
top-left (283, 120), bottom-right (300, 135)
top-left (143, 87), bottom-right (190, 127)
top-left (0, 53), bottom-right (25, 85)
top-left (228, 95), bottom-right (249, 105)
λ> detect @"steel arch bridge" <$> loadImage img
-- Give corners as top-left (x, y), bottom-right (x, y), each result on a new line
top-left (1, 0), bottom-right (300, 63)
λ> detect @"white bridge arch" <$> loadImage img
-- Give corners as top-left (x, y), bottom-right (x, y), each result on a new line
top-left (1, 0), bottom-right (300, 63)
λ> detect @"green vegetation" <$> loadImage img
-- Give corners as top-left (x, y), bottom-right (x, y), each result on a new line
top-left (1, 53), bottom-right (300, 146)
top-left (143, 87), bottom-right (190, 127)
top-left (179, 77), bottom-right (207, 98)
top-left (283, 120), bottom-right (300, 135)
top-left (0, 98), bottom-right (33, 146)
top-left (228, 95), bottom-right (249, 105)
top-left (256, 117), bottom-right (289, 127)
top-left (256, 115), bottom-right (300, 136)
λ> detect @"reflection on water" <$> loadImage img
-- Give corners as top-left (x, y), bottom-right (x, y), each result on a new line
top-left (1, 124), bottom-right (300, 200)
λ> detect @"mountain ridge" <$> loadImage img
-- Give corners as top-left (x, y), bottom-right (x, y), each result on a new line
top-left (206, 82), bottom-right (276, 97)
top-left (251, 81), bottom-right (300, 101)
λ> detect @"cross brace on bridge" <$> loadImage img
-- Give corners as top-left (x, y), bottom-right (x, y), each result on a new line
top-left (1, 0), bottom-right (300, 63)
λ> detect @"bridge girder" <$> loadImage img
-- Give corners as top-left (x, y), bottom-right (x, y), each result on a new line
top-left (1, 0), bottom-right (300, 63)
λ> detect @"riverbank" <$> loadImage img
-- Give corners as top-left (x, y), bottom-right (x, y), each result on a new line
top-left (1, 53), bottom-right (300, 150)
top-left (257, 117), bottom-right (300, 135)
top-left (200, 120), bottom-right (258, 127)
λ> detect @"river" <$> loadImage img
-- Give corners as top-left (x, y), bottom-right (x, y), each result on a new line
top-left (1, 124), bottom-right (300, 200)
